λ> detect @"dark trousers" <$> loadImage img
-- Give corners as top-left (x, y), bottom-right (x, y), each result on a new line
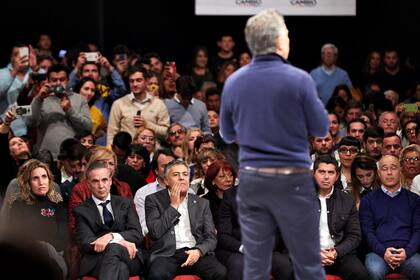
top-left (217, 249), bottom-right (294, 280)
top-left (237, 170), bottom-right (324, 280)
top-left (324, 254), bottom-right (370, 280)
top-left (90, 243), bottom-right (142, 280)
top-left (148, 247), bottom-right (227, 280)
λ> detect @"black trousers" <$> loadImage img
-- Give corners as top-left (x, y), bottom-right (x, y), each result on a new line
top-left (148, 247), bottom-right (227, 280)
top-left (90, 243), bottom-right (142, 280)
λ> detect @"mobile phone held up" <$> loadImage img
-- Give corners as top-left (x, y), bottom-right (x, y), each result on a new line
top-left (85, 52), bottom-right (99, 62)
top-left (12, 105), bottom-right (32, 117)
top-left (19, 47), bottom-right (29, 66)
top-left (134, 110), bottom-right (141, 128)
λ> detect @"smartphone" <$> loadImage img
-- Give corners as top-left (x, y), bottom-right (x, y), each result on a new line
top-left (19, 47), bottom-right (29, 58)
top-left (134, 110), bottom-right (141, 128)
top-left (58, 49), bottom-right (67, 58)
top-left (85, 52), bottom-right (99, 62)
top-left (404, 103), bottom-right (418, 113)
top-left (19, 47), bottom-right (29, 66)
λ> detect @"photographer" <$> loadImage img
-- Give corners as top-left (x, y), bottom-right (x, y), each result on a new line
top-left (0, 44), bottom-right (38, 137)
top-left (25, 64), bottom-right (92, 160)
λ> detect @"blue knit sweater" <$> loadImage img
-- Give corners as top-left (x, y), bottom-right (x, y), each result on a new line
top-left (220, 53), bottom-right (329, 168)
top-left (359, 187), bottom-right (420, 258)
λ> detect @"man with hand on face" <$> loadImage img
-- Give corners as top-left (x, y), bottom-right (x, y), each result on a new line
top-left (73, 160), bottom-right (144, 280)
top-left (359, 155), bottom-right (420, 280)
top-left (313, 155), bottom-right (370, 280)
top-left (145, 159), bottom-right (226, 279)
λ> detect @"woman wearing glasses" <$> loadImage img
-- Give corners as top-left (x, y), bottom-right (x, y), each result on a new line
top-left (400, 144), bottom-right (420, 189)
top-left (337, 136), bottom-right (361, 191)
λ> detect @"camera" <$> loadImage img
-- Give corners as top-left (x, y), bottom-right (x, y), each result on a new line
top-left (32, 73), bottom-right (47, 82)
top-left (12, 105), bottom-right (32, 117)
top-left (48, 85), bottom-right (67, 97)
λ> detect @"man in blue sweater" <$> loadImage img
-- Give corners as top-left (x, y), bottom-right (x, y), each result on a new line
top-left (310, 43), bottom-right (352, 105)
top-left (219, 9), bottom-right (329, 280)
top-left (359, 155), bottom-right (420, 280)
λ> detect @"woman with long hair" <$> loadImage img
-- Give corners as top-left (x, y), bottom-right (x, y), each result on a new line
top-left (349, 155), bottom-right (380, 208)
top-left (74, 77), bottom-right (109, 145)
top-left (8, 159), bottom-right (68, 278)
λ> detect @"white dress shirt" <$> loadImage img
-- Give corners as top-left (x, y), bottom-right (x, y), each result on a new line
top-left (170, 191), bottom-right (196, 249)
top-left (319, 188), bottom-right (335, 250)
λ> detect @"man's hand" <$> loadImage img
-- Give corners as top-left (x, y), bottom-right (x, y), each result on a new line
top-left (29, 45), bottom-right (37, 70)
top-left (384, 247), bottom-right (402, 269)
top-left (90, 233), bottom-right (113, 252)
top-left (320, 249), bottom-right (336, 266)
top-left (133, 115), bottom-right (146, 128)
top-left (170, 182), bottom-right (182, 209)
top-left (4, 110), bottom-right (16, 126)
top-left (119, 240), bottom-right (138, 260)
top-left (75, 52), bottom-right (87, 72)
top-left (60, 95), bottom-right (71, 112)
top-left (181, 249), bottom-right (201, 267)
top-left (98, 54), bottom-right (114, 72)
top-left (38, 81), bottom-right (52, 100)
top-left (391, 248), bottom-right (406, 267)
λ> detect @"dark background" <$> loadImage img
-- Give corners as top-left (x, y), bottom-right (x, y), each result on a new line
top-left (2, 0), bottom-right (420, 86)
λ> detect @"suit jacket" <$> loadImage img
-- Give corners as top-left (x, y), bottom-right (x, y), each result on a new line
top-left (145, 189), bottom-right (217, 263)
top-left (324, 187), bottom-right (361, 258)
top-left (73, 195), bottom-right (143, 276)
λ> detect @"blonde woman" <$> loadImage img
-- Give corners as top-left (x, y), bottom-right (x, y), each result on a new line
top-left (181, 127), bottom-right (202, 165)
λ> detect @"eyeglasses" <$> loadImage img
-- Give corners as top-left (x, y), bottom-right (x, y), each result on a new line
top-left (338, 147), bottom-right (359, 155)
top-left (169, 129), bottom-right (185, 136)
top-left (403, 157), bottom-right (420, 164)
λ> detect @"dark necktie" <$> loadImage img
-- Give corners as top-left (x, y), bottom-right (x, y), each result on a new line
top-left (99, 200), bottom-right (114, 227)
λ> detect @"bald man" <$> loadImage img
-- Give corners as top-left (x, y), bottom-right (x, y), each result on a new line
top-left (359, 155), bottom-right (420, 280)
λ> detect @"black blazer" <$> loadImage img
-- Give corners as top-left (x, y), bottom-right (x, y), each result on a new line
top-left (217, 186), bottom-right (241, 252)
top-left (145, 189), bottom-right (217, 263)
top-left (323, 188), bottom-right (361, 258)
top-left (73, 195), bottom-right (143, 275)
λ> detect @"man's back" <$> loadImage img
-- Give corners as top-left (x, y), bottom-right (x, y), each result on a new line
top-left (220, 53), bottom-right (328, 168)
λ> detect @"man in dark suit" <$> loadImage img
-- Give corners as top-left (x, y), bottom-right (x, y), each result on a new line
top-left (314, 155), bottom-right (369, 280)
top-left (73, 160), bottom-right (144, 280)
top-left (145, 159), bottom-right (226, 279)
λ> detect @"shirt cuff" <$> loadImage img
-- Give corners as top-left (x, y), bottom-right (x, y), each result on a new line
top-left (109, 232), bottom-right (124, 243)
top-left (239, 245), bottom-right (244, 253)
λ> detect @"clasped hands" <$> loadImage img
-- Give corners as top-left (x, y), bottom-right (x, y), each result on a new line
top-left (320, 248), bottom-right (337, 266)
top-left (384, 247), bottom-right (406, 270)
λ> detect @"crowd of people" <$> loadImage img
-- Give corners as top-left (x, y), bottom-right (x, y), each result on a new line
top-left (0, 27), bottom-right (419, 280)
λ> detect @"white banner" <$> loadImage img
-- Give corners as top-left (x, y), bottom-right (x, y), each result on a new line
top-left (195, 0), bottom-right (356, 16)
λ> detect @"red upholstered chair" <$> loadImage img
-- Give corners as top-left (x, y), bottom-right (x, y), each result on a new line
top-left (173, 276), bottom-right (201, 280)
top-left (82, 276), bottom-right (140, 280)
top-left (385, 273), bottom-right (406, 279)
top-left (325, 275), bottom-right (343, 280)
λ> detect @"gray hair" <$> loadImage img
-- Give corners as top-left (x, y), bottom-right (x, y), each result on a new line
top-left (321, 43), bottom-right (338, 55)
top-left (85, 160), bottom-right (111, 180)
top-left (163, 159), bottom-right (189, 179)
top-left (245, 9), bottom-right (287, 56)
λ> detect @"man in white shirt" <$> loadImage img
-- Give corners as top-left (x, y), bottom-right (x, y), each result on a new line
top-left (314, 155), bottom-right (369, 280)
top-left (145, 159), bottom-right (226, 279)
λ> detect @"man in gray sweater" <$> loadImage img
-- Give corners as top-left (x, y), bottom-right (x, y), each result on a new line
top-left (25, 64), bottom-right (92, 160)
